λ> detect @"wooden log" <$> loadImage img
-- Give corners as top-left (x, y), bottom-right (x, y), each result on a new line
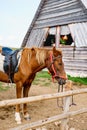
top-left (9, 108), bottom-right (87, 130)
top-left (60, 80), bottom-right (72, 130)
top-left (0, 88), bottom-right (87, 108)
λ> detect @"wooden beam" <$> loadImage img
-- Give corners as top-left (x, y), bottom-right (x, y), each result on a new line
top-left (9, 108), bottom-right (87, 130)
top-left (0, 88), bottom-right (87, 108)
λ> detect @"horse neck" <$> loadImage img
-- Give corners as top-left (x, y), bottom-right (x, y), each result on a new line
top-left (34, 64), bottom-right (46, 73)
top-left (33, 49), bottom-right (51, 73)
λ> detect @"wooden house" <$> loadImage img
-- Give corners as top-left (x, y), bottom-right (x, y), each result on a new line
top-left (21, 0), bottom-right (87, 77)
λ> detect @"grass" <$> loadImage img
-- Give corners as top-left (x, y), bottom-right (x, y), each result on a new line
top-left (0, 82), bottom-right (10, 91)
top-left (36, 71), bottom-right (51, 79)
top-left (0, 71), bottom-right (87, 91)
top-left (33, 71), bottom-right (87, 85)
top-left (68, 75), bottom-right (87, 85)
top-left (32, 71), bottom-right (51, 86)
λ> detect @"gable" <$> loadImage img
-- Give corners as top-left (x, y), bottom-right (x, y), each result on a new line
top-left (22, 0), bottom-right (87, 47)
top-left (34, 0), bottom-right (87, 29)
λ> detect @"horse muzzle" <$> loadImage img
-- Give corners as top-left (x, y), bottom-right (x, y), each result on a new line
top-left (58, 78), bottom-right (66, 85)
top-left (55, 76), bottom-right (66, 85)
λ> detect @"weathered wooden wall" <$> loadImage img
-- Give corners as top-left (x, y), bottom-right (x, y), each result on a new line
top-left (21, 0), bottom-right (87, 47)
top-left (21, 0), bottom-right (87, 77)
top-left (61, 47), bottom-right (87, 77)
top-left (34, 0), bottom-right (87, 29)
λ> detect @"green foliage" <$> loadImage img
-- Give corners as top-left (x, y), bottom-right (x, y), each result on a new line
top-left (60, 38), bottom-right (66, 45)
top-left (0, 71), bottom-right (87, 92)
top-left (0, 82), bottom-right (9, 91)
top-left (34, 71), bottom-right (87, 85)
top-left (33, 71), bottom-right (51, 86)
top-left (68, 75), bottom-right (87, 85)
top-left (36, 71), bottom-right (51, 79)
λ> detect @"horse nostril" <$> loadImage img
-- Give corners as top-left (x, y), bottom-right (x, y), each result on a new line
top-left (63, 79), bottom-right (66, 84)
top-left (58, 78), bottom-right (66, 85)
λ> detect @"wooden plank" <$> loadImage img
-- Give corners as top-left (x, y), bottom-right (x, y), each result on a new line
top-left (34, 14), bottom-right (86, 29)
top-left (41, 1), bottom-right (79, 14)
top-left (36, 12), bottom-right (85, 27)
top-left (64, 62), bottom-right (87, 66)
top-left (37, 8), bottom-right (82, 21)
top-left (64, 60), bottom-right (87, 64)
top-left (63, 56), bottom-right (87, 59)
top-left (65, 69), bottom-right (87, 74)
top-left (10, 108), bottom-right (87, 130)
top-left (65, 70), bottom-right (87, 77)
top-left (62, 50), bottom-right (87, 54)
top-left (60, 82), bottom-right (71, 130)
top-left (0, 88), bottom-right (87, 108)
top-left (43, 0), bottom-right (77, 10)
top-left (56, 26), bottom-right (60, 48)
top-left (26, 28), bottom-right (49, 47)
top-left (64, 66), bottom-right (87, 71)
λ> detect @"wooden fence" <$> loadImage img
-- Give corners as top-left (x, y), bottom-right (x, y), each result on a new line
top-left (0, 88), bottom-right (87, 130)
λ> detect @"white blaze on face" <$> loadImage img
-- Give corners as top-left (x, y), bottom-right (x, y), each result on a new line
top-left (0, 53), bottom-right (5, 72)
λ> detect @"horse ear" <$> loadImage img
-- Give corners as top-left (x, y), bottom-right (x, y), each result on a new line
top-left (53, 47), bottom-right (57, 56)
top-left (53, 46), bottom-right (56, 51)
top-left (53, 47), bottom-right (62, 56)
top-left (31, 47), bottom-right (35, 51)
top-left (31, 47), bottom-right (36, 55)
top-left (53, 46), bottom-right (56, 52)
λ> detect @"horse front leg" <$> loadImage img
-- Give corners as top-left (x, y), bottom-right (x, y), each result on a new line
top-left (15, 81), bottom-right (22, 124)
top-left (23, 84), bottom-right (31, 120)
top-left (23, 75), bottom-right (35, 120)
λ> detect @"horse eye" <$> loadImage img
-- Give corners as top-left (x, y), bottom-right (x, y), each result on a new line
top-left (59, 63), bottom-right (62, 66)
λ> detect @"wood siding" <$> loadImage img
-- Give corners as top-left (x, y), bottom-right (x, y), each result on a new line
top-left (21, 0), bottom-right (87, 47)
top-left (21, 0), bottom-right (87, 77)
top-left (61, 47), bottom-right (87, 77)
top-left (26, 28), bottom-right (49, 47)
top-left (34, 0), bottom-right (87, 29)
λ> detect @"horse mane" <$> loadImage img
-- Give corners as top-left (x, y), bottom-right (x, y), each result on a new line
top-left (22, 47), bottom-right (47, 65)
top-left (35, 48), bottom-right (47, 64)
top-left (22, 47), bottom-right (62, 65)
top-left (35, 47), bottom-right (62, 64)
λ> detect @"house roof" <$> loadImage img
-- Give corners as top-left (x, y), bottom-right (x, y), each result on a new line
top-left (21, 0), bottom-right (87, 47)
top-left (81, 0), bottom-right (87, 8)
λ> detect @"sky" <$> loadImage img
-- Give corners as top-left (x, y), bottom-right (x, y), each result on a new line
top-left (0, 0), bottom-right (41, 48)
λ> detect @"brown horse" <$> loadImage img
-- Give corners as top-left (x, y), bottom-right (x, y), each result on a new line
top-left (0, 47), bottom-right (67, 124)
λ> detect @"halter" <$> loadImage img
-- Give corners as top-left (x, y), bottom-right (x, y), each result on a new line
top-left (49, 53), bottom-right (66, 82)
top-left (49, 53), bottom-right (58, 81)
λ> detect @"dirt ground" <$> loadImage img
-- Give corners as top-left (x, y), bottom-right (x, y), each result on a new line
top-left (0, 80), bottom-right (87, 130)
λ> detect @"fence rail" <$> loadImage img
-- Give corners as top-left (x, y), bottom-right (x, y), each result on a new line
top-left (10, 108), bottom-right (87, 130)
top-left (0, 88), bottom-right (87, 108)
top-left (0, 88), bottom-right (87, 130)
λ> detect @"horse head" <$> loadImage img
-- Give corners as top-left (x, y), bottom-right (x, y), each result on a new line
top-left (46, 47), bottom-right (67, 85)
top-left (21, 47), bottom-right (67, 85)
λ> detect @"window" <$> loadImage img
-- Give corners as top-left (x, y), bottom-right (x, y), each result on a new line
top-left (43, 25), bottom-right (74, 47)
top-left (43, 27), bottom-right (56, 47)
top-left (60, 34), bottom-right (73, 46)
top-left (60, 25), bottom-right (73, 46)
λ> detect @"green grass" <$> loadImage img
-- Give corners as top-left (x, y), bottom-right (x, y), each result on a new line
top-left (34, 71), bottom-right (87, 85)
top-left (68, 75), bottom-right (87, 85)
top-left (33, 71), bottom-right (51, 86)
top-left (0, 71), bottom-right (87, 92)
top-left (36, 71), bottom-right (51, 79)
top-left (0, 82), bottom-right (10, 91)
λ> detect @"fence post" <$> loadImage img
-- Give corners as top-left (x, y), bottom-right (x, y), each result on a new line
top-left (60, 80), bottom-right (72, 130)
